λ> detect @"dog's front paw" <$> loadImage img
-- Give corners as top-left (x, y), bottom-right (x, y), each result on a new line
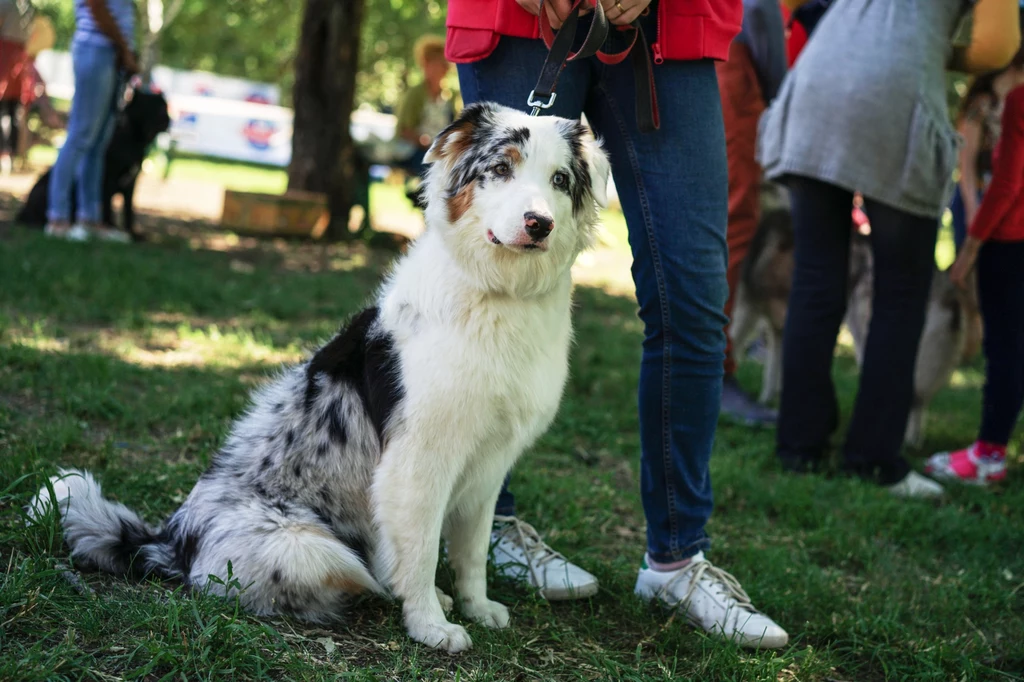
top-left (406, 617), bottom-right (473, 653)
top-left (461, 599), bottom-right (510, 629)
top-left (435, 586), bottom-right (454, 613)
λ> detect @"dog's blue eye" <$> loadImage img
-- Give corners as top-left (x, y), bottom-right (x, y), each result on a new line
top-left (493, 162), bottom-right (512, 177)
top-left (552, 171), bottom-right (569, 188)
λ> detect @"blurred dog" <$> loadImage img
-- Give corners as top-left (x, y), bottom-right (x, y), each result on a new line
top-left (729, 203), bottom-right (795, 404)
top-left (845, 233), bottom-right (976, 447)
top-left (17, 87), bottom-right (170, 240)
top-left (28, 103), bottom-right (611, 653)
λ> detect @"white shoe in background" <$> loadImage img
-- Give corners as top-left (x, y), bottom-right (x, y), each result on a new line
top-left (886, 471), bottom-right (944, 499)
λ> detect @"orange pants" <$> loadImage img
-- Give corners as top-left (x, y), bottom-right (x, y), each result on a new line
top-left (717, 41), bottom-right (766, 376)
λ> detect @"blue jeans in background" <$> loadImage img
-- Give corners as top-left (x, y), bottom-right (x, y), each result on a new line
top-left (949, 184), bottom-right (983, 252)
top-left (459, 14), bottom-right (729, 564)
top-left (47, 39), bottom-right (119, 224)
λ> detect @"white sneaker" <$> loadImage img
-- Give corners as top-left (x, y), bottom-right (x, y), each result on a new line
top-left (44, 223), bottom-right (90, 241)
top-left (634, 552), bottom-right (789, 649)
top-left (66, 224), bottom-right (91, 241)
top-left (490, 515), bottom-right (599, 600)
top-left (90, 225), bottom-right (132, 243)
top-left (886, 471), bottom-right (944, 499)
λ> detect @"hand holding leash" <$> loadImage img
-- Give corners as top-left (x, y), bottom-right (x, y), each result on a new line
top-left (599, 0), bottom-right (652, 25)
top-left (528, 0), bottom-right (659, 131)
top-left (515, 0), bottom-right (589, 29)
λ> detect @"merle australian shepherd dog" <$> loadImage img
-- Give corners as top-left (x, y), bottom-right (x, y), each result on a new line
top-left (29, 103), bottom-right (611, 652)
top-left (17, 87), bottom-right (170, 240)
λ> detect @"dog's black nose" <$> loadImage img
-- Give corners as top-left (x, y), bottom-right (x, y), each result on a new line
top-left (524, 212), bottom-right (553, 242)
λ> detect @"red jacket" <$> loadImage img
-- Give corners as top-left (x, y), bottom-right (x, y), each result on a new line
top-left (969, 85), bottom-right (1024, 243)
top-left (779, 4), bottom-right (808, 67)
top-left (445, 0), bottom-right (742, 64)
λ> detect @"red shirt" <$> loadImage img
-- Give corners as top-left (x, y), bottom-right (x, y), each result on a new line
top-left (445, 0), bottom-right (742, 64)
top-left (780, 4), bottom-right (808, 67)
top-left (969, 85), bottom-right (1024, 243)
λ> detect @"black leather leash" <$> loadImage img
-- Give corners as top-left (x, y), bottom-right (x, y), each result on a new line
top-left (528, 0), bottom-right (659, 132)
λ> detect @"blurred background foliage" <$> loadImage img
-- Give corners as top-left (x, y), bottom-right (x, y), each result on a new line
top-left (30, 0), bottom-right (448, 110)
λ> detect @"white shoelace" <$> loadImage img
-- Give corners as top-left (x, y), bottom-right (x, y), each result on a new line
top-left (493, 515), bottom-right (567, 585)
top-left (656, 559), bottom-right (756, 615)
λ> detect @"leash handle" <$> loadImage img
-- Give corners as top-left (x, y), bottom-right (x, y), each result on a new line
top-left (529, 0), bottom-right (606, 116)
top-left (528, 0), bottom-right (659, 132)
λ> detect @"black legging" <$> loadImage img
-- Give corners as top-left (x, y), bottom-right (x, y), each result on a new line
top-left (776, 176), bottom-right (939, 484)
top-left (977, 240), bottom-right (1024, 445)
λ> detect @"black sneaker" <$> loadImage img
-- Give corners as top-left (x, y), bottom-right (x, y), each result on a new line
top-left (720, 376), bottom-right (777, 427)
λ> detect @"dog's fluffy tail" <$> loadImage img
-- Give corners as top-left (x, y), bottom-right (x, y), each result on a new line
top-left (27, 468), bottom-right (173, 578)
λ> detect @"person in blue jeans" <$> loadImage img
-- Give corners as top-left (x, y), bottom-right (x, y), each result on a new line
top-left (45, 0), bottom-right (136, 243)
top-left (448, 0), bottom-right (787, 648)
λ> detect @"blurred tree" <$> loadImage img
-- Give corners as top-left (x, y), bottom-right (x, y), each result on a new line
top-left (32, 0), bottom-right (445, 109)
top-left (137, 0), bottom-right (187, 81)
top-left (288, 0), bottom-right (364, 240)
top-left (358, 0), bottom-right (447, 111)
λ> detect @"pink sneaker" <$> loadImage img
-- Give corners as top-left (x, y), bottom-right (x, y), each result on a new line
top-left (925, 443), bottom-right (1007, 485)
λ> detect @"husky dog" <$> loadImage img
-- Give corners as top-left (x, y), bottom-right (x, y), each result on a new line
top-left (28, 103), bottom-right (611, 653)
top-left (729, 203), bottom-right (795, 404)
top-left (845, 233), bottom-right (974, 447)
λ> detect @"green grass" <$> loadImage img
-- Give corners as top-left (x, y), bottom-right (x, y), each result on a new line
top-left (1, 218), bottom-right (1022, 681)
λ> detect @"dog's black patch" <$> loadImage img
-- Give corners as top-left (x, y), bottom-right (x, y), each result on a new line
top-left (312, 506), bottom-right (333, 528)
top-left (557, 119), bottom-right (593, 215)
top-left (292, 462), bottom-right (302, 478)
top-left (254, 483), bottom-right (269, 498)
top-left (261, 455), bottom-right (273, 472)
top-left (271, 569), bottom-right (282, 584)
top-left (346, 533), bottom-right (371, 569)
top-left (502, 126), bottom-right (531, 148)
top-left (110, 517), bottom-right (159, 578)
top-left (285, 430), bottom-right (295, 449)
top-left (154, 516), bottom-right (202, 583)
top-left (273, 500), bottom-right (289, 515)
top-left (274, 402), bottom-right (285, 413)
top-left (316, 442), bottom-right (330, 458)
top-left (304, 307), bottom-right (404, 444)
top-left (327, 403), bottom-right (347, 445)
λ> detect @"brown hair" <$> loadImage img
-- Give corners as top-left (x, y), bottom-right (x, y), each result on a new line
top-left (414, 35), bottom-right (447, 69)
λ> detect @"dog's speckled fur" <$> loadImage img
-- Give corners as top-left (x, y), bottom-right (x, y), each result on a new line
top-left (28, 103), bottom-right (611, 653)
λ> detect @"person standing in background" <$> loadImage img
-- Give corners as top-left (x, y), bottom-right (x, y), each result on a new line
top-left (394, 35), bottom-right (460, 202)
top-left (930, 56), bottom-right (1024, 486)
top-left (760, 0), bottom-right (1021, 498)
top-left (0, 0), bottom-right (27, 175)
top-left (718, 0), bottom-right (788, 426)
top-left (45, 0), bottom-right (137, 242)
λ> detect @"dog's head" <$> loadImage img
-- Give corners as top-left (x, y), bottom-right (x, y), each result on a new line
top-left (121, 87), bottom-right (171, 146)
top-left (422, 103), bottom-right (611, 296)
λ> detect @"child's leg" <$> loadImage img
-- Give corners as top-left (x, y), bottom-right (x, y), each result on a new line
top-left (927, 240), bottom-right (1024, 484)
top-left (977, 241), bottom-right (1024, 446)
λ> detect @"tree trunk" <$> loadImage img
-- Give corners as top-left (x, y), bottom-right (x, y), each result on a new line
top-left (136, 0), bottom-right (186, 84)
top-left (288, 0), bottom-right (365, 241)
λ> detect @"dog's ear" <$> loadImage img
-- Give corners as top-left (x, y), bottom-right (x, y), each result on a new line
top-left (424, 102), bottom-right (492, 165)
top-left (582, 131), bottom-right (611, 209)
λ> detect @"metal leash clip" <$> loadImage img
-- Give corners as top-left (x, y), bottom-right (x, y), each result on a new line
top-left (528, 91), bottom-right (557, 117)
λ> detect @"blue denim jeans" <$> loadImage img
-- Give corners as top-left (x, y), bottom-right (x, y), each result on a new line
top-left (949, 184), bottom-right (983, 252)
top-left (47, 39), bottom-right (120, 224)
top-left (459, 15), bottom-right (729, 563)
